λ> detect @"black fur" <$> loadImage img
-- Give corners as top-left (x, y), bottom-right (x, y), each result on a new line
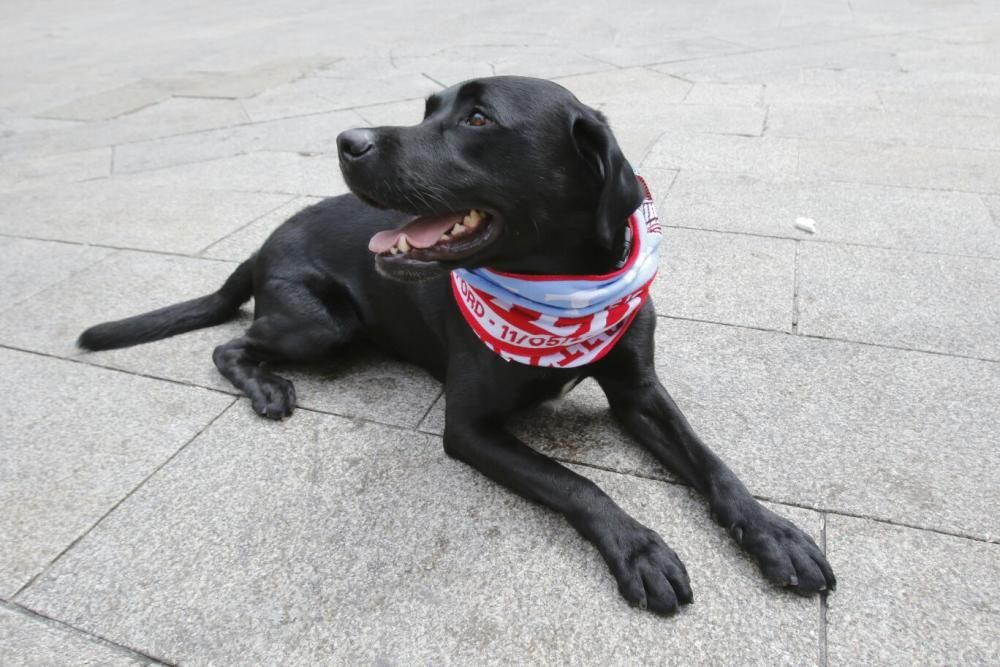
top-left (79, 76), bottom-right (835, 614)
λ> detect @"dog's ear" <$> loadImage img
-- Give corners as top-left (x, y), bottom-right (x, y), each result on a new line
top-left (571, 111), bottom-right (643, 250)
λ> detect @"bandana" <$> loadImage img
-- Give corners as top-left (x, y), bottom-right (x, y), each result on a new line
top-left (450, 176), bottom-right (661, 368)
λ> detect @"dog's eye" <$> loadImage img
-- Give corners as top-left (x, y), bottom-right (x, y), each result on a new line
top-left (463, 110), bottom-right (494, 127)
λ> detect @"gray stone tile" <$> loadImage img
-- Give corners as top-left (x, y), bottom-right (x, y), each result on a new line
top-left (763, 81), bottom-right (883, 110)
top-left (0, 238), bottom-right (112, 313)
top-left (240, 73), bottom-right (439, 123)
top-left (684, 82), bottom-right (764, 107)
top-left (117, 152), bottom-right (346, 198)
top-left (427, 318), bottom-right (1000, 540)
top-left (0, 250), bottom-right (440, 428)
top-left (653, 39), bottom-right (904, 83)
top-left (391, 45), bottom-right (614, 84)
top-left (591, 36), bottom-right (747, 68)
top-left (643, 132), bottom-right (799, 179)
top-left (112, 109), bottom-right (360, 175)
top-left (797, 138), bottom-right (1000, 193)
top-left (768, 106), bottom-right (1000, 151)
top-left (798, 243), bottom-right (1000, 360)
top-left (0, 148), bottom-right (110, 192)
top-left (877, 86), bottom-right (1000, 118)
top-left (897, 42), bottom-right (1000, 77)
top-left (18, 406), bottom-right (823, 665)
top-left (0, 605), bottom-right (147, 666)
top-left (352, 98), bottom-right (425, 127)
top-left (2, 98), bottom-right (250, 161)
top-left (0, 250), bottom-right (248, 386)
top-left (37, 81), bottom-right (174, 122)
top-left (168, 56), bottom-right (339, 99)
top-left (556, 68), bottom-right (691, 107)
top-left (651, 227), bottom-right (795, 331)
top-left (558, 70), bottom-right (766, 159)
top-left (200, 196), bottom-right (323, 262)
top-left (0, 347), bottom-right (232, 596)
top-left (0, 181), bottom-right (289, 254)
top-left (664, 171), bottom-right (1000, 258)
top-left (826, 516), bottom-right (1000, 665)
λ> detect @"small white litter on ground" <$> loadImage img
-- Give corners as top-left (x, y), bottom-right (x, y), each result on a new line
top-left (794, 217), bottom-right (817, 234)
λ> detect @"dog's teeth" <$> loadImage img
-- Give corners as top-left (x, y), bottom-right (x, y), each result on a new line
top-left (451, 223), bottom-right (466, 235)
top-left (390, 247), bottom-right (400, 255)
top-left (466, 210), bottom-right (482, 228)
top-left (440, 232), bottom-right (451, 241)
top-left (397, 237), bottom-right (410, 252)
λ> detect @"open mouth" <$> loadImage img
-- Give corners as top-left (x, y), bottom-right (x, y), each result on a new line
top-left (368, 208), bottom-right (501, 270)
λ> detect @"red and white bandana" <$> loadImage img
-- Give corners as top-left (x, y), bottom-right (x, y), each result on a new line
top-left (450, 176), bottom-right (661, 368)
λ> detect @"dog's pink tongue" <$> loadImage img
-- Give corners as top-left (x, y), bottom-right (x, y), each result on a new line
top-left (368, 214), bottom-right (464, 253)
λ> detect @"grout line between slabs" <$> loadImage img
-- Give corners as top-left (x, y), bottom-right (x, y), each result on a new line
top-left (653, 312), bottom-right (1000, 365)
top-left (1, 600), bottom-right (173, 665)
top-left (0, 231), bottom-right (243, 264)
top-left (791, 239), bottom-right (801, 333)
top-left (0, 600), bottom-right (174, 666)
top-left (195, 193), bottom-right (300, 256)
top-left (12, 398), bottom-right (239, 601)
top-left (658, 222), bottom-right (1000, 262)
top-left (563, 458), bottom-right (999, 546)
top-left (819, 513), bottom-right (830, 667)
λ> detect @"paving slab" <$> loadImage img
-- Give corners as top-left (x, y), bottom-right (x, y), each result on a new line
top-left (798, 243), bottom-right (1000, 360)
top-left (826, 515), bottom-right (1000, 665)
top-left (18, 406), bottom-right (824, 666)
top-left (1, 97), bottom-right (251, 161)
top-left (762, 81), bottom-right (883, 110)
top-left (642, 132), bottom-right (798, 179)
top-left (0, 181), bottom-right (289, 254)
top-left (116, 152), bottom-right (346, 198)
top-left (0, 249), bottom-right (440, 428)
top-left (0, 148), bottom-right (110, 192)
top-left (425, 318), bottom-right (1000, 540)
top-left (768, 106), bottom-right (1000, 151)
top-left (112, 109), bottom-right (360, 175)
top-left (558, 69), bottom-right (765, 160)
top-left (0, 605), bottom-right (148, 667)
top-left (200, 196), bottom-right (323, 262)
top-left (652, 38), bottom-right (905, 83)
top-left (683, 82), bottom-right (764, 107)
top-left (0, 347), bottom-right (233, 596)
top-left (796, 138), bottom-right (1000, 193)
top-left (351, 98), bottom-right (425, 127)
top-left (240, 73), bottom-right (440, 123)
top-left (591, 36), bottom-right (747, 69)
top-left (0, 238), bottom-right (112, 313)
top-left (651, 227), bottom-right (796, 331)
top-left (390, 44), bottom-right (614, 84)
top-left (663, 171), bottom-right (1000, 258)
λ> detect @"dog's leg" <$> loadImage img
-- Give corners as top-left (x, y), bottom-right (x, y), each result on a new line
top-left (596, 367), bottom-right (836, 595)
top-left (214, 281), bottom-right (360, 419)
top-left (443, 398), bottom-right (693, 615)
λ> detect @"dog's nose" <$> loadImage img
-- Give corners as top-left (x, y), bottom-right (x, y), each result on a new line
top-left (337, 128), bottom-right (375, 160)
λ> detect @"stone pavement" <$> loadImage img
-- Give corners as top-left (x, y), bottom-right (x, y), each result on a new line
top-left (1, 0), bottom-right (999, 664)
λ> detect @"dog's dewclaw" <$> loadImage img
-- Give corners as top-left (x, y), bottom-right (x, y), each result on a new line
top-left (794, 217), bottom-right (817, 234)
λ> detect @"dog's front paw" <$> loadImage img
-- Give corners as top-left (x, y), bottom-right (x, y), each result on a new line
top-left (602, 523), bottom-right (693, 615)
top-left (730, 506), bottom-right (836, 595)
top-left (248, 374), bottom-right (297, 420)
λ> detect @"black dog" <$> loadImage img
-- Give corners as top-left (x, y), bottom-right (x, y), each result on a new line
top-left (79, 76), bottom-right (835, 614)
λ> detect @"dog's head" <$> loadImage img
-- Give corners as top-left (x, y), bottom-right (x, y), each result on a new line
top-left (337, 76), bottom-right (643, 281)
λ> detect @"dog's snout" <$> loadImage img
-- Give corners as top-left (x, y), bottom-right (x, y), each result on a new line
top-left (338, 128), bottom-right (375, 160)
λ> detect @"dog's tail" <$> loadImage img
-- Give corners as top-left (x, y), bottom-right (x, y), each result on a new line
top-left (77, 256), bottom-right (255, 351)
